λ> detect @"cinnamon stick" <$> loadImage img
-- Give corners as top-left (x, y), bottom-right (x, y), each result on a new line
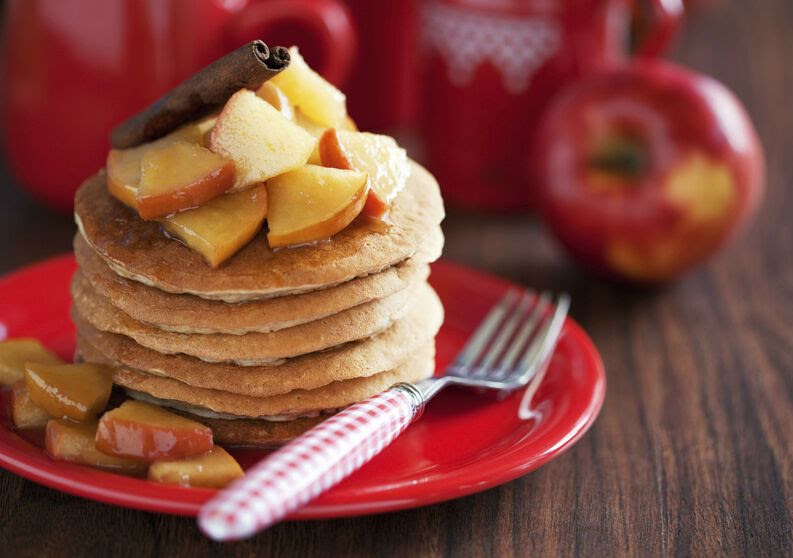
top-left (110, 41), bottom-right (290, 149)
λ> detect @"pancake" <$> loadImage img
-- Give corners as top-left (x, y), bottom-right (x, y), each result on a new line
top-left (72, 272), bottom-right (421, 365)
top-left (101, 343), bottom-right (435, 418)
top-left (75, 233), bottom-right (430, 334)
top-left (75, 160), bottom-right (445, 302)
top-left (74, 284), bottom-right (444, 396)
top-left (176, 410), bottom-right (325, 448)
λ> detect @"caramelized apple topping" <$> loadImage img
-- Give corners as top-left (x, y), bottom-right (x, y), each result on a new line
top-left (24, 362), bottom-right (114, 422)
top-left (96, 400), bottom-right (214, 461)
top-left (101, 44), bottom-right (409, 260)
top-left (161, 185), bottom-right (268, 267)
top-left (137, 141), bottom-right (236, 220)
top-left (266, 165), bottom-right (368, 248)
top-left (148, 446), bottom-right (244, 488)
top-left (0, 338), bottom-right (62, 386)
top-left (320, 129), bottom-right (410, 219)
top-left (106, 124), bottom-right (206, 209)
top-left (209, 89), bottom-right (315, 192)
top-left (11, 381), bottom-right (50, 429)
top-left (270, 47), bottom-right (347, 128)
top-left (46, 419), bottom-right (147, 474)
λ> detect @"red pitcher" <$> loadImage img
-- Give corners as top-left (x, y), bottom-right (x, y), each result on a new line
top-left (421, 0), bottom-right (683, 211)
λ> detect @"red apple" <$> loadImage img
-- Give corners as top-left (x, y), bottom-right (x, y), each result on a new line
top-left (533, 60), bottom-right (764, 283)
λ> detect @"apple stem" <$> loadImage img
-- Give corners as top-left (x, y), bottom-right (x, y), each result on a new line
top-left (590, 139), bottom-right (647, 178)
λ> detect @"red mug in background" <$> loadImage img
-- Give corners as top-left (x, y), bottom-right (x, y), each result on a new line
top-left (341, 0), bottom-right (422, 131)
top-left (1, 0), bottom-right (356, 212)
top-left (421, 0), bottom-right (684, 212)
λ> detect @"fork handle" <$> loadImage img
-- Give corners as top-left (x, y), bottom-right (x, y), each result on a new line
top-left (198, 384), bottom-right (425, 541)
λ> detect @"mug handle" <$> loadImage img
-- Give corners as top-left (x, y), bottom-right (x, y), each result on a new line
top-left (633, 0), bottom-right (685, 57)
top-left (226, 0), bottom-right (357, 86)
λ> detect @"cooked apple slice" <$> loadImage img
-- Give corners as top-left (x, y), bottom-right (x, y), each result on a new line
top-left (96, 400), bottom-right (213, 461)
top-left (270, 47), bottom-right (347, 128)
top-left (46, 419), bottom-right (147, 474)
top-left (148, 446), bottom-right (244, 488)
top-left (24, 362), bottom-right (114, 422)
top-left (11, 381), bottom-right (50, 429)
top-left (0, 338), bottom-right (62, 386)
top-left (266, 165), bottom-right (368, 248)
top-left (136, 141), bottom-right (236, 219)
top-left (161, 184), bottom-right (268, 267)
top-left (209, 89), bottom-right (314, 192)
top-left (319, 129), bottom-right (410, 218)
top-left (106, 124), bottom-right (205, 209)
top-left (256, 82), bottom-right (295, 120)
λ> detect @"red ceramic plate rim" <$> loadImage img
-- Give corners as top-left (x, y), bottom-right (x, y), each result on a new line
top-left (0, 255), bottom-right (605, 518)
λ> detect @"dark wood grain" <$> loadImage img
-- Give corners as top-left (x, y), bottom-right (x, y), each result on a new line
top-left (1, 2), bottom-right (791, 556)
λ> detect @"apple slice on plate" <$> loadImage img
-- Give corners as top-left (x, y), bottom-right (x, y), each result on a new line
top-left (106, 123), bottom-right (206, 209)
top-left (136, 141), bottom-right (236, 220)
top-left (24, 362), bottom-right (114, 422)
top-left (11, 381), bottom-right (51, 429)
top-left (209, 89), bottom-right (315, 192)
top-left (160, 184), bottom-right (268, 268)
top-left (46, 419), bottom-right (147, 474)
top-left (148, 446), bottom-right (244, 488)
top-left (320, 129), bottom-right (410, 218)
top-left (270, 47), bottom-right (347, 128)
top-left (266, 165), bottom-right (368, 248)
top-left (0, 338), bottom-right (62, 386)
top-left (96, 400), bottom-right (214, 461)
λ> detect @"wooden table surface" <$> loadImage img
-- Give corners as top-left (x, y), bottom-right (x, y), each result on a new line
top-left (1, 3), bottom-right (791, 556)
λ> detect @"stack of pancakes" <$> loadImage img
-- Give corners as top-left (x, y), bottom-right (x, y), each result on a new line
top-left (70, 160), bottom-right (445, 447)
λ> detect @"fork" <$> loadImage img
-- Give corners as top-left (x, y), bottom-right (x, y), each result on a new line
top-left (199, 289), bottom-right (571, 541)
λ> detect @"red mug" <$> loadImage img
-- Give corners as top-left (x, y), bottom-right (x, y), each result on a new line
top-left (421, 0), bottom-right (684, 212)
top-left (341, 0), bottom-right (422, 131)
top-left (1, 0), bottom-right (356, 212)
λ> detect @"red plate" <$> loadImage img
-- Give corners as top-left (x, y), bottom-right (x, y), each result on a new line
top-left (0, 255), bottom-right (605, 518)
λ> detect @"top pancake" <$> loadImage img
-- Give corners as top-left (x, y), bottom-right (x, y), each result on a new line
top-left (75, 160), bottom-right (445, 301)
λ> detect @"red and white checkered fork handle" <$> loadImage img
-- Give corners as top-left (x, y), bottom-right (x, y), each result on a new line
top-left (198, 387), bottom-right (422, 541)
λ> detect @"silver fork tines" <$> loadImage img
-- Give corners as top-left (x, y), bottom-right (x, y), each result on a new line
top-left (422, 289), bottom-right (570, 399)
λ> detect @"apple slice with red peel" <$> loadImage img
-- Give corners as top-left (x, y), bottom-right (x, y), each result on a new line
top-left (209, 89), bottom-right (315, 192)
top-left (148, 446), bottom-right (244, 488)
top-left (11, 381), bottom-right (50, 429)
top-left (46, 419), bottom-right (147, 474)
top-left (24, 362), bottom-right (114, 422)
top-left (0, 338), bottom-right (62, 386)
top-left (136, 141), bottom-right (236, 220)
top-left (160, 184), bottom-right (268, 267)
top-left (266, 165), bottom-right (368, 248)
top-left (96, 400), bottom-right (214, 461)
top-left (106, 123), bottom-right (206, 209)
top-left (256, 82), bottom-right (295, 120)
top-left (270, 47), bottom-right (347, 128)
top-left (319, 129), bottom-right (410, 218)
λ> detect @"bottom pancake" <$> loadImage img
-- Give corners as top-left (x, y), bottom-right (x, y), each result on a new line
top-left (189, 412), bottom-right (326, 448)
